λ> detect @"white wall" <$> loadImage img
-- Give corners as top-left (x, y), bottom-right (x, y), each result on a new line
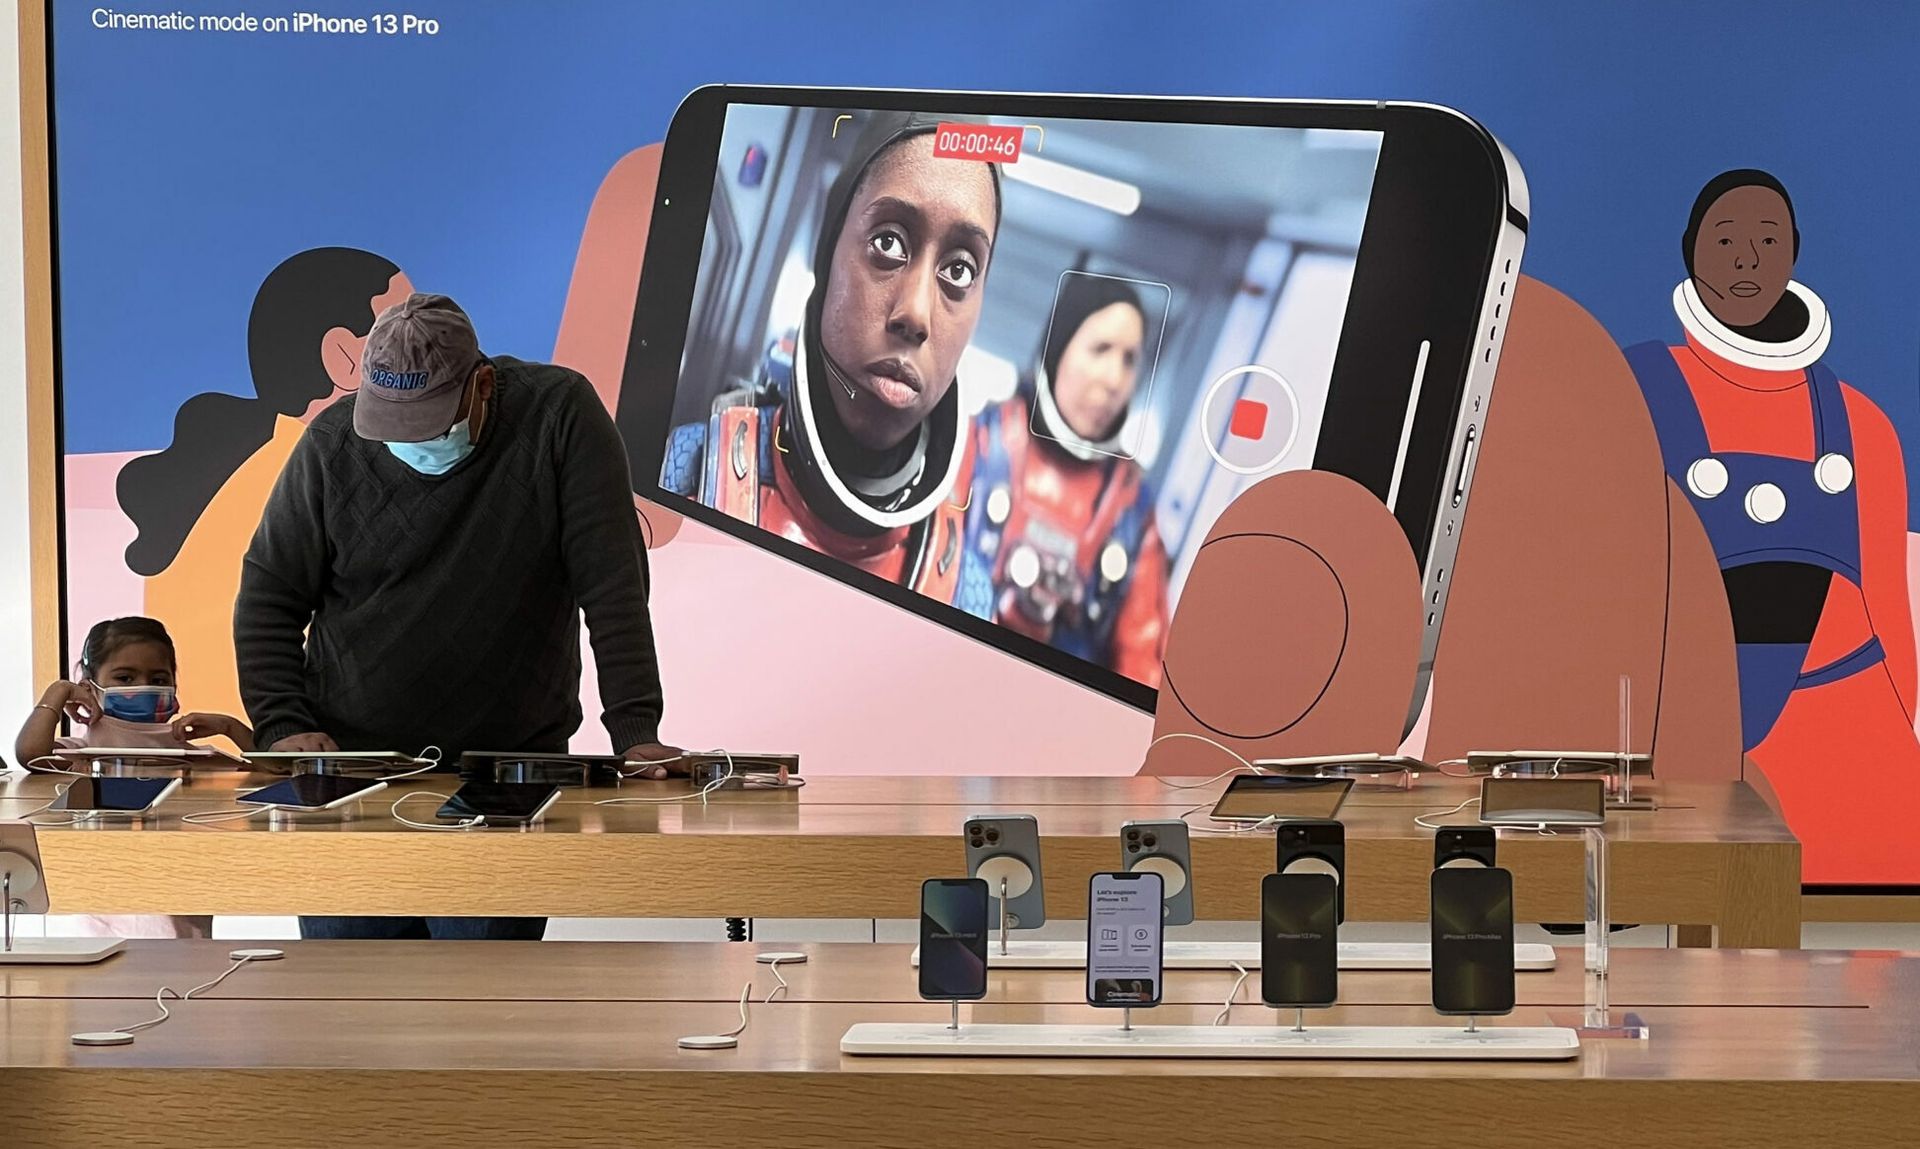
top-left (0, 0), bottom-right (37, 739)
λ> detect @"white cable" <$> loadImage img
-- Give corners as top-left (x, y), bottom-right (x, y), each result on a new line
top-left (23, 755), bottom-right (88, 777)
top-left (597, 751), bottom-right (736, 808)
top-left (93, 953), bottom-right (266, 1037)
top-left (1, 783), bottom-right (72, 821)
top-left (389, 791), bottom-right (482, 832)
top-left (369, 744), bottom-right (446, 782)
top-left (181, 805), bottom-right (278, 826)
top-left (717, 980), bottom-right (753, 1038)
top-left (1213, 962), bottom-right (1252, 1026)
top-left (763, 955), bottom-right (793, 1002)
top-left (1414, 795), bottom-right (1482, 830)
top-left (618, 753), bottom-right (687, 779)
top-left (1432, 758), bottom-right (1475, 778)
top-left (1177, 799), bottom-right (1282, 836)
top-left (1143, 732), bottom-right (1268, 787)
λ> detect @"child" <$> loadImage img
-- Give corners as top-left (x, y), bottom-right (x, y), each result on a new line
top-left (14, 616), bottom-right (253, 939)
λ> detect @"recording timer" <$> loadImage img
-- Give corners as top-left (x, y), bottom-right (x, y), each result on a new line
top-left (932, 122), bottom-right (1024, 163)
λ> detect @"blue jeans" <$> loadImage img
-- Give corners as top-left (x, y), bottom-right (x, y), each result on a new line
top-left (298, 916), bottom-right (548, 940)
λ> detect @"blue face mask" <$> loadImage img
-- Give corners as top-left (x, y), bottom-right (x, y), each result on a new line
top-left (92, 684), bottom-right (179, 724)
top-left (387, 416), bottom-right (475, 475)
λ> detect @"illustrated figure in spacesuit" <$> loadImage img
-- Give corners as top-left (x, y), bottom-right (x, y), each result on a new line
top-left (1627, 169), bottom-right (1919, 882)
top-left (663, 111), bottom-right (1002, 612)
top-left (965, 274), bottom-right (1170, 685)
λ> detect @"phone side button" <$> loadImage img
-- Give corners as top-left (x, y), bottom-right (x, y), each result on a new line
top-left (1450, 425), bottom-right (1479, 508)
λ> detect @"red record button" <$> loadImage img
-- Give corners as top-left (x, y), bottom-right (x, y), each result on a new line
top-left (933, 122), bottom-right (1023, 163)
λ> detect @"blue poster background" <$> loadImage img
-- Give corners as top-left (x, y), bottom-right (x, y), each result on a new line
top-left (51, 0), bottom-right (1920, 504)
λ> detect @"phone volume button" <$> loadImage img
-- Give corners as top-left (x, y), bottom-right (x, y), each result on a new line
top-left (1451, 425), bottom-right (1478, 508)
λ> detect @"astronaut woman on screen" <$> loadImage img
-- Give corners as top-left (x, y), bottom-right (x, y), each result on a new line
top-left (662, 111), bottom-right (1000, 611)
top-left (963, 274), bottom-right (1170, 686)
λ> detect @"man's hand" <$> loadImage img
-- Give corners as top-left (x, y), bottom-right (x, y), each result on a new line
top-left (271, 731), bottom-right (339, 753)
top-left (622, 741), bottom-right (686, 780)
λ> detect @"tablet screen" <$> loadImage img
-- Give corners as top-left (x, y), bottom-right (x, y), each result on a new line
top-left (239, 774), bottom-right (384, 808)
top-left (54, 777), bottom-right (175, 813)
top-left (1478, 777), bottom-right (1606, 826)
top-left (1209, 775), bottom-right (1353, 821)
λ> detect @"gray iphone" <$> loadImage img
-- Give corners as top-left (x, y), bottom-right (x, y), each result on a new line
top-left (1121, 819), bottom-right (1193, 926)
top-left (964, 814), bottom-right (1046, 929)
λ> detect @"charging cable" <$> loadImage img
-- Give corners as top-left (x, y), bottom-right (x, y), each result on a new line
top-left (367, 746), bottom-right (444, 783)
top-left (71, 948), bottom-right (285, 1046)
top-left (618, 753), bottom-right (686, 779)
top-left (1414, 795), bottom-right (1482, 830)
top-left (597, 751), bottom-right (737, 809)
top-left (22, 756), bottom-right (90, 778)
top-left (1213, 962), bottom-right (1252, 1026)
top-left (1181, 804), bottom-right (1284, 835)
top-left (2, 784), bottom-right (81, 826)
top-left (676, 952), bottom-right (801, 1050)
top-left (180, 804), bottom-right (278, 826)
top-left (389, 790), bottom-right (483, 832)
top-left (1143, 732), bottom-right (1270, 788)
top-left (676, 981), bottom-right (753, 1050)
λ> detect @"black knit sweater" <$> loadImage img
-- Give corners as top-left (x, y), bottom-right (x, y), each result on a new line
top-left (235, 356), bottom-right (664, 757)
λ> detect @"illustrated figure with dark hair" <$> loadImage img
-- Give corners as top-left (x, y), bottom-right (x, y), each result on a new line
top-left (1626, 169), bottom-right (1919, 882)
top-left (663, 112), bottom-right (1001, 608)
top-left (119, 247), bottom-right (413, 724)
top-left (962, 273), bottom-right (1169, 685)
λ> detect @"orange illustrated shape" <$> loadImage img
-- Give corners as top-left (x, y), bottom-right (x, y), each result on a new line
top-left (552, 141), bottom-right (682, 550)
top-left (1143, 469), bottom-right (1422, 775)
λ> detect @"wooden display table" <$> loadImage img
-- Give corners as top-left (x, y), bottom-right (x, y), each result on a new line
top-left (0, 773), bottom-right (1799, 946)
top-left (4, 941), bottom-right (1919, 1148)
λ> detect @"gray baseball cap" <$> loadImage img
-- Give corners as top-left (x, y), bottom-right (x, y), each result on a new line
top-left (353, 293), bottom-right (484, 443)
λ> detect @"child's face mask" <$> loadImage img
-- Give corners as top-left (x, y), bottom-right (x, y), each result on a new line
top-left (91, 684), bottom-right (179, 724)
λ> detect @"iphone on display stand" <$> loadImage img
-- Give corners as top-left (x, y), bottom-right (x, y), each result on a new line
top-left (919, 878), bottom-right (990, 1030)
top-left (1261, 872), bottom-right (1339, 1029)
top-left (1086, 870), bottom-right (1164, 1029)
top-left (1431, 866), bottom-right (1517, 1028)
top-left (1275, 818), bottom-right (1346, 925)
top-left (1120, 820), bottom-right (1192, 926)
top-left (622, 86), bottom-right (1528, 735)
top-left (962, 814), bottom-right (1045, 952)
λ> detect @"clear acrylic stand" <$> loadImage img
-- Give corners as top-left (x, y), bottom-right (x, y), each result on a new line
top-left (1612, 674), bottom-right (1655, 810)
top-left (1551, 825), bottom-right (1649, 1039)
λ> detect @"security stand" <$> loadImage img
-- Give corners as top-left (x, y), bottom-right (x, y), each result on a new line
top-left (0, 850), bottom-right (123, 965)
top-left (908, 939), bottom-right (1558, 971)
top-left (1547, 826), bottom-right (1649, 1038)
top-left (842, 1023), bottom-right (1581, 1060)
top-left (998, 876), bottom-right (1010, 957)
top-left (1611, 674), bottom-right (1655, 810)
top-left (949, 1001), bottom-right (961, 1031)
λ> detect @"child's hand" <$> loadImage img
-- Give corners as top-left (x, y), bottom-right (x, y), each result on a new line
top-left (174, 713), bottom-right (240, 743)
top-left (42, 680), bottom-right (96, 725)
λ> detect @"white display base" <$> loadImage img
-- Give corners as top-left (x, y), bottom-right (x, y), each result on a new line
top-left (909, 939), bottom-right (1556, 971)
top-left (842, 1022), bottom-right (1580, 1060)
top-left (0, 937), bottom-right (125, 964)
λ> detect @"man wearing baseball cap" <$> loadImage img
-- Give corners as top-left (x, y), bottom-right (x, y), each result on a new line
top-left (235, 293), bottom-right (676, 941)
